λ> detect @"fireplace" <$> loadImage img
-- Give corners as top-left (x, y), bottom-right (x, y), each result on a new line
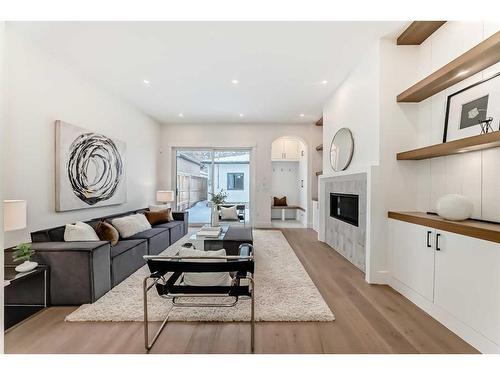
top-left (330, 193), bottom-right (359, 227)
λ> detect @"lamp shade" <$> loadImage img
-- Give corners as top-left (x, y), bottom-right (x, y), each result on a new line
top-left (156, 190), bottom-right (174, 203)
top-left (4, 200), bottom-right (27, 231)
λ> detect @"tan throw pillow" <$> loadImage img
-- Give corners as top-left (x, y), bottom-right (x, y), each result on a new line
top-left (273, 196), bottom-right (287, 206)
top-left (220, 205), bottom-right (239, 220)
top-left (144, 209), bottom-right (169, 225)
top-left (95, 221), bottom-right (119, 246)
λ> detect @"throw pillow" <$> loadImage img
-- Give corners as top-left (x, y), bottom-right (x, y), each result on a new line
top-left (273, 196), bottom-right (287, 206)
top-left (132, 213), bottom-right (152, 231)
top-left (111, 214), bottom-right (151, 238)
top-left (220, 205), bottom-right (239, 220)
top-left (148, 204), bottom-right (169, 212)
top-left (144, 209), bottom-right (170, 226)
top-left (64, 221), bottom-right (100, 242)
top-left (178, 248), bottom-right (231, 287)
top-left (95, 221), bottom-right (119, 246)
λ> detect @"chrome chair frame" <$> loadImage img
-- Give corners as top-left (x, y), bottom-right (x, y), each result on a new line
top-left (143, 250), bottom-right (255, 353)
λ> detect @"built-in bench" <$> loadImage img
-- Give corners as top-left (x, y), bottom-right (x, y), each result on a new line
top-left (271, 205), bottom-right (305, 221)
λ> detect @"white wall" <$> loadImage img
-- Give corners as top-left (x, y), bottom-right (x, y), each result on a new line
top-left (0, 20), bottom-right (6, 344)
top-left (414, 22), bottom-right (500, 222)
top-left (3, 25), bottom-right (161, 247)
top-left (214, 163), bottom-right (250, 203)
top-left (272, 161), bottom-right (300, 205)
top-left (322, 43), bottom-right (380, 175)
top-left (158, 122), bottom-right (322, 227)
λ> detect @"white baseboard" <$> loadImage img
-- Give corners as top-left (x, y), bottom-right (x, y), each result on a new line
top-left (366, 270), bottom-right (389, 285)
top-left (389, 277), bottom-right (500, 354)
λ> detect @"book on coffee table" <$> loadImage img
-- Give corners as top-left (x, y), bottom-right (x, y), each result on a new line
top-left (196, 226), bottom-right (222, 238)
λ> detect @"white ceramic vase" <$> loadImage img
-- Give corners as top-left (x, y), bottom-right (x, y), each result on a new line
top-left (436, 194), bottom-right (473, 221)
top-left (15, 260), bottom-right (38, 273)
top-left (211, 205), bottom-right (219, 227)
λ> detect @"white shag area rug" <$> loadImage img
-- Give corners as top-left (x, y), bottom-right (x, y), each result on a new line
top-left (65, 230), bottom-right (335, 322)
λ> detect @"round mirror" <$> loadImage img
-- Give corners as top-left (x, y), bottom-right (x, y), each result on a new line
top-left (329, 128), bottom-right (354, 171)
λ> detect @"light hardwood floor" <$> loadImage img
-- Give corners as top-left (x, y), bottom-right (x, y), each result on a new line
top-left (4, 228), bottom-right (478, 354)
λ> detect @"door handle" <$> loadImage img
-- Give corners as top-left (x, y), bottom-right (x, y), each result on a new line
top-left (436, 233), bottom-right (441, 251)
top-left (426, 231), bottom-right (432, 248)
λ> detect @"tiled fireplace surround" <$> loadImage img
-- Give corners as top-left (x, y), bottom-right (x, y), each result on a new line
top-left (323, 173), bottom-right (367, 272)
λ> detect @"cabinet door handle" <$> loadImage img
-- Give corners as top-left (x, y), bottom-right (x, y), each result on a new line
top-left (426, 231), bottom-right (432, 248)
top-left (436, 233), bottom-right (441, 251)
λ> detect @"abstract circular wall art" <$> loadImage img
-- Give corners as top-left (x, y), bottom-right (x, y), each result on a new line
top-left (55, 121), bottom-right (127, 211)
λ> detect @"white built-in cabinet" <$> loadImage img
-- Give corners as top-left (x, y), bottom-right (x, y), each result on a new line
top-left (389, 219), bottom-right (500, 353)
top-left (271, 138), bottom-right (300, 161)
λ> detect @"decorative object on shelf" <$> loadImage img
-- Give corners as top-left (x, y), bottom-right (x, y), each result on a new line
top-left (12, 243), bottom-right (38, 273)
top-left (479, 117), bottom-right (494, 134)
top-left (3, 199), bottom-right (27, 232)
top-left (329, 127), bottom-right (354, 171)
top-left (436, 194), bottom-right (473, 221)
top-left (443, 72), bottom-right (500, 142)
top-left (55, 120), bottom-right (126, 212)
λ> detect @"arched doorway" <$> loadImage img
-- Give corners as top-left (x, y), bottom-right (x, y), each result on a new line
top-left (270, 136), bottom-right (308, 228)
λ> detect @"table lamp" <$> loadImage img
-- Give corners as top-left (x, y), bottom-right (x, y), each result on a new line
top-left (156, 190), bottom-right (174, 207)
top-left (4, 199), bottom-right (27, 231)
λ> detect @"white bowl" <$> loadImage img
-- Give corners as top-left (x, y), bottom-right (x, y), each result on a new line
top-left (436, 194), bottom-right (473, 221)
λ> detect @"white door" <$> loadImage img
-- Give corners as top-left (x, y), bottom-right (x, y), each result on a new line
top-left (434, 231), bottom-right (500, 346)
top-left (283, 139), bottom-right (300, 160)
top-left (271, 139), bottom-right (284, 160)
top-left (390, 219), bottom-right (435, 301)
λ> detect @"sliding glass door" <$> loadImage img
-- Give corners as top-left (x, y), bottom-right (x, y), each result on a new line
top-left (175, 148), bottom-right (251, 226)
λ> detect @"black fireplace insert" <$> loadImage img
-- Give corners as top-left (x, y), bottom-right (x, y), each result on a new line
top-left (330, 193), bottom-right (359, 227)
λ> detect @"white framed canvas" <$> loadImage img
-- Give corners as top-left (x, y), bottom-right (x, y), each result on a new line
top-left (55, 121), bottom-right (127, 211)
top-left (443, 72), bottom-right (500, 142)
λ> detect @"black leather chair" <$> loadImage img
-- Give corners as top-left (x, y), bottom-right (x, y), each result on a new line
top-left (143, 243), bottom-right (255, 352)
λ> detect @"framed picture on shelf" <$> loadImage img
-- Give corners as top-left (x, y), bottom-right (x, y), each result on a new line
top-left (443, 72), bottom-right (500, 143)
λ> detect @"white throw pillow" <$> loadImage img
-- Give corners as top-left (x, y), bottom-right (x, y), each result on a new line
top-left (149, 204), bottom-right (169, 212)
top-left (111, 214), bottom-right (151, 238)
top-left (132, 213), bottom-right (152, 231)
top-left (220, 205), bottom-right (239, 220)
top-left (178, 248), bottom-right (231, 287)
top-left (64, 221), bottom-right (100, 241)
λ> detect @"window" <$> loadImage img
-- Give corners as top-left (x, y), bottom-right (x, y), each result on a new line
top-left (227, 173), bottom-right (244, 190)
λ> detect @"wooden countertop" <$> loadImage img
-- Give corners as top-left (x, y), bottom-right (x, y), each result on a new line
top-left (388, 211), bottom-right (500, 244)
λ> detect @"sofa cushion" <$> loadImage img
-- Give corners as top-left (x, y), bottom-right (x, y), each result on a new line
top-left (144, 209), bottom-right (170, 226)
top-left (95, 221), bottom-right (120, 246)
top-left (127, 227), bottom-right (169, 240)
top-left (64, 221), bottom-right (100, 242)
top-left (154, 221), bottom-right (183, 230)
top-left (111, 214), bottom-right (151, 238)
top-left (111, 239), bottom-right (148, 258)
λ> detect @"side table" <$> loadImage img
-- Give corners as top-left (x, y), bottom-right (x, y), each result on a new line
top-left (4, 265), bottom-right (49, 330)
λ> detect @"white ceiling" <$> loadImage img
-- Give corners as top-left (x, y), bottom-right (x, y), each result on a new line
top-left (10, 21), bottom-right (406, 124)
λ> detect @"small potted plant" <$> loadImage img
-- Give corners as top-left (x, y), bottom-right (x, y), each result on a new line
top-left (12, 243), bottom-right (38, 273)
top-left (208, 190), bottom-right (228, 226)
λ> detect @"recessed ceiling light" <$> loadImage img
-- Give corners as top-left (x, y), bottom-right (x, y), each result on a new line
top-left (300, 113), bottom-right (305, 117)
top-left (231, 79), bottom-right (239, 85)
top-left (178, 113), bottom-right (184, 117)
top-left (239, 113), bottom-right (244, 117)
top-left (321, 80), bottom-right (328, 85)
top-left (143, 79), bottom-right (151, 85)
top-left (456, 70), bottom-right (469, 77)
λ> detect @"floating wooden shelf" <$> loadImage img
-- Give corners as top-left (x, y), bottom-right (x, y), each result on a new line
top-left (396, 132), bottom-right (500, 160)
top-left (316, 144), bottom-right (323, 151)
top-left (388, 211), bottom-right (500, 244)
top-left (397, 21), bottom-right (446, 45)
top-left (315, 171), bottom-right (322, 176)
top-left (315, 117), bottom-right (323, 126)
top-left (397, 31), bottom-right (500, 102)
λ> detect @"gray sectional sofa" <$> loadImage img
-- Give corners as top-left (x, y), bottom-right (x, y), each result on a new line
top-left (27, 209), bottom-right (188, 306)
